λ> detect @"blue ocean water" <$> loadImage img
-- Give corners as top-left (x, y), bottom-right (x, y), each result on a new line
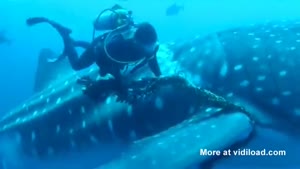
top-left (0, 0), bottom-right (300, 168)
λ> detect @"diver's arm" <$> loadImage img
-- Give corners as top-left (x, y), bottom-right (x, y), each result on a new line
top-left (130, 45), bottom-right (161, 76)
top-left (130, 59), bottom-right (147, 74)
top-left (148, 46), bottom-right (161, 77)
top-left (148, 55), bottom-right (161, 77)
top-left (129, 56), bottom-right (161, 76)
top-left (69, 44), bottom-right (95, 70)
top-left (74, 41), bottom-right (90, 49)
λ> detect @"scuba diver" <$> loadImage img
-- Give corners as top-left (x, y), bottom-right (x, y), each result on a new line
top-left (26, 4), bottom-right (161, 95)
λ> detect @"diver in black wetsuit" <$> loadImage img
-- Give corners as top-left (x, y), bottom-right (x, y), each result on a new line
top-left (26, 5), bottom-right (161, 91)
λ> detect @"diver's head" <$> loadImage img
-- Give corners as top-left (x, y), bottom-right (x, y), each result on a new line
top-left (134, 22), bottom-right (158, 54)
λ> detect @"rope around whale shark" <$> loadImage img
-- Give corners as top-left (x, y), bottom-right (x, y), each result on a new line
top-left (124, 75), bottom-right (256, 123)
top-left (84, 75), bottom-right (257, 127)
top-left (88, 75), bottom-right (258, 169)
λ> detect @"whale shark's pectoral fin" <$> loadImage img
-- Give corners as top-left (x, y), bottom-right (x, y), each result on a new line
top-left (34, 48), bottom-right (75, 93)
top-left (98, 112), bottom-right (254, 169)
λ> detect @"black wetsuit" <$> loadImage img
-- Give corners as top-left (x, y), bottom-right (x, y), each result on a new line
top-left (26, 16), bottom-right (161, 81)
top-left (68, 33), bottom-right (161, 80)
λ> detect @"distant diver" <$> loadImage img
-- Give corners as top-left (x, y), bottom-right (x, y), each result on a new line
top-left (26, 4), bottom-right (161, 93)
top-left (0, 30), bottom-right (11, 45)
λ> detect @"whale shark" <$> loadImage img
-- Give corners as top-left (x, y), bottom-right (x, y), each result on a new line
top-left (98, 112), bottom-right (253, 169)
top-left (100, 19), bottom-right (300, 169)
top-left (1, 18), bottom-right (300, 169)
top-left (0, 46), bottom-right (254, 169)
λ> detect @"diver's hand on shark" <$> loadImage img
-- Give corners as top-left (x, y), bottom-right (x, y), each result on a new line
top-left (77, 75), bottom-right (127, 101)
top-left (77, 76), bottom-right (94, 86)
top-left (77, 76), bottom-right (100, 100)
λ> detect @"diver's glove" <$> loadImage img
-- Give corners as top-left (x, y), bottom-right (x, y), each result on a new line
top-left (115, 76), bottom-right (129, 95)
top-left (77, 76), bottom-right (94, 87)
top-left (77, 76), bottom-right (121, 101)
top-left (77, 76), bottom-right (101, 100)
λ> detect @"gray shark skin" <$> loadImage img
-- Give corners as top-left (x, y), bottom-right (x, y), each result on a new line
top-left (168, 19), bottom-right (300, 137)
top-left (0, 47), bottom-right (253, 169)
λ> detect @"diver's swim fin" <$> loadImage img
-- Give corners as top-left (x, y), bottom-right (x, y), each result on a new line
top-left (26, 17), bottom-right (72, 35)
top-left (26, 17), bottom-right (73, 63)
top-left (26, 17), bottom-right (48, 26)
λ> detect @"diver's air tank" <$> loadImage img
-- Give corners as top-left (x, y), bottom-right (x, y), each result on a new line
top-left (93, 9), bottom-right (132, 31)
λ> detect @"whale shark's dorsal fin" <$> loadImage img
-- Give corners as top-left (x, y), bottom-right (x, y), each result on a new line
top-left (34, 48), bottom-right (74, 93)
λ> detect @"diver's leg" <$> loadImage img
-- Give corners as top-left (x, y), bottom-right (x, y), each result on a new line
top-left (26, 17), bottom-right (94, 70)
top-left (69, 45), bottom-right (96, 70)
top-left (73, 41), bottom-right (90, 49)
